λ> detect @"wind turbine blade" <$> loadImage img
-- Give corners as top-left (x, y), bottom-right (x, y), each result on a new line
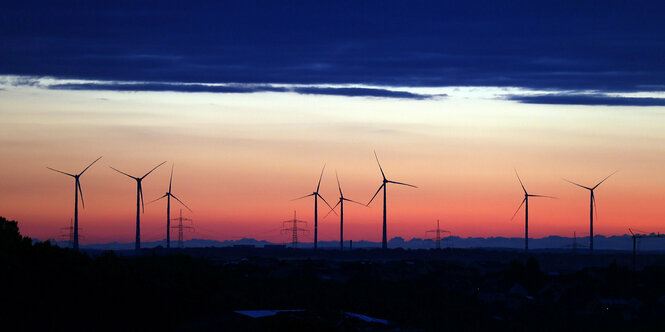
top-left (79, 156), bottom-right (102, 176)
top-left (529, 194), bottom-right (557, 199)
top-left (110, 166), bottom-right (135, 179)
top-left (388, 180), bottom-right (418, 188)
top-left (169, 164), bottom-right (174, 193)
top-left (629, 228), bottom-right (634, 236)
top-left (170, 194), bottom-right (192, 212)
top-left (511, 198), bottom-right (526, 220)
top-left (374, 151), bottom-right (386, 180)
top-left (343, 198), bottom-right (366, 206)
top-left (139, 184), bottom-right (145, 213)
top-left (47, 167), bottom-right (75, 177)
top-left (324, 200), bottom-right (340, 219)
top-left (142, 161), bottom-right (167, 179)
top-left (316, 164), bottom-right (326, 192)
top-left (147, 194), bottom-right (168, 205)
top-left (367, 184), bottom-right (384, 206)
top-left (292, 193), bottom-right (315, 201)
top-left (514, 169), bottom-right (527, 194)
top-left (592, 194), bottom-right (598, 222)
top-left (317, 193), bottom-right (337, 214)
top-left (336, 170), bottom-right (342, 196)
top-left (77, 180), bottom-right (85, 209)
top-left (563, 178), bottom-right (591, 190)
top-left (593, 171), bottom-right (618, 190)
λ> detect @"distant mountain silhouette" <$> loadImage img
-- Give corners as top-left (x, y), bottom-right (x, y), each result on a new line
top-left (44, 234), bottom-right (665, 252)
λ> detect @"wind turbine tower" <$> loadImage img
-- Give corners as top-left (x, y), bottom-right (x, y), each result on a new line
top-left (564, 171), bottom-right (617, 253)
top-left (149, 164), bottom-right (192, 248)
top-left (512, 169), bottom-right (555, 252)
top-left (367, 152), bottom-right (417, 250)
top-left (293, 165), bottom-right (335, 249)
top-left (47, 156), bottom-right (102, 251)
top-left (110, 161), bottom-right (166, 250)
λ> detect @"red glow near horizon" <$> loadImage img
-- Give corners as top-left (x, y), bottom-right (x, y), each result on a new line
top-left (2, 87), bottom-right (665, 244)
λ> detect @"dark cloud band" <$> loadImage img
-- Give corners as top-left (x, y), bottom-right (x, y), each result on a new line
top-left (508, 94), bottom-right (665, 107)
top-left (1, 1), bottom-right (664, 93)
top-left (48, 82), bottom-right (436, 100)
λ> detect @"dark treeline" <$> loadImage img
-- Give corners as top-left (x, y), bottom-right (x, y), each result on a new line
top-left (2, 216), bottom-right (665, 331)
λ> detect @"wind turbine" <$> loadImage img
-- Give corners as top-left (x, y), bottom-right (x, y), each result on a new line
top-left (628, 228), bottom-right (644, 272)
top-left (564, 171), bottom-right (617, 253)
top-left (367, 151), bottom-right (417, 250)
top-left (511, 169), bottom-right (555, 252)
top-left (324, 171), bottom-right (365, 251)
top-left (47, 156), bottom-right (102, 251)
top-left (148, 164), bottom-right (192, 248)
top-left (627, 228), bottom-right (663, 271)
top-left (293, 164), bottom-right (335, 249)
top-left (110, 161), bottom-right (166, 250)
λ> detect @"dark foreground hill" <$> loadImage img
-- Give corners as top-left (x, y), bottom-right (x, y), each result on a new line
top-left (3, 216), bottom-right (665, 331)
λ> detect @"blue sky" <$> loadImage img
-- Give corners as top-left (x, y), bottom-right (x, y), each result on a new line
top-left (2, 1), bottom-right (665, 104)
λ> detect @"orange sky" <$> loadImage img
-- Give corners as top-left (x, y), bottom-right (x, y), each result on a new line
top-left (2, 80), bottom-right (665, 244)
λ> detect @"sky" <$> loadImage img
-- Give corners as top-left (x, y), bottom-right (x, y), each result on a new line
top-left (1, 1), bottom-right (665, 244)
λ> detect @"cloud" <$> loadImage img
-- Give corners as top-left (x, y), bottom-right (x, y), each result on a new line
top-left (49, 83), bottom-right (288, 94)
top-left (291, 87), bottom-right (436, 99)
top-left (47, 82), bottom-right (436, 99)
top-left (507, 94), bottom-right (665, 106)
top-left (1, 1), bottom-right (664, 92)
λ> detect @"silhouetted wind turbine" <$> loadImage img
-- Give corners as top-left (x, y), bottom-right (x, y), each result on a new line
top-left (629, 228), bottom-right (644, 272)
top-left (324, 171), bottom-right (365, 250)
top-left (511, 169), bottom-right (555, 252)
top-left (47, 156), bottom-right (102, 251)
top-left (148, 164), bottom-right (192, 249)
top-left (110, 161), bottom-right (166, 250)
top-left (367, 151), bottom-right (417, 250)
top-left (293, 165), bottom-right (335, 249)
top-left (564, 171), bottom-right (617, 253)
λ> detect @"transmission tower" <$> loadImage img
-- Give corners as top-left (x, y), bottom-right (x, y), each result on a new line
top-left (170, 209), bottom-right (193, 248)
top-left (563, 231), bottom-right (587, 253)
top-left (280, 210), bottom-right (308, 248)
top-left (426, 219), bottom-right (451, 249)
top-left (60, 218), bottom-right (82, 248)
